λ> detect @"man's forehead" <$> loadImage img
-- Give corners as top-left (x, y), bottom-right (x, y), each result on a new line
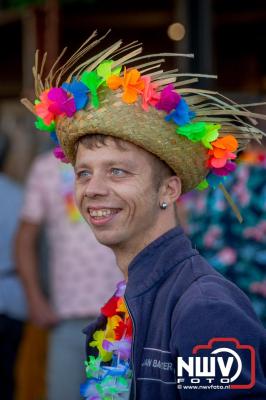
top-left (75, 136), bottom-right (155, 165)
top-left (75, 142), bottom-right (146, 169)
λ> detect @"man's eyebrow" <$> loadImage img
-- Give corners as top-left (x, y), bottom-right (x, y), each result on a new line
top-left (105, 160), bottom-right (137, 169)
top-left (74, 162), bottom-right (89, 172)
top-left (74, 159), bottom-right (137, 171)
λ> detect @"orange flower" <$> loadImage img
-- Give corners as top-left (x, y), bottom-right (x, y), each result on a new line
top-left (105, 315), bottom-right (122, 339)
top-left (116, 297), bottom-right (129, 318)
top-left (114, 316), bottom-right (133, 340)
top-left (107, 67), bottom-right (145, 104)
top-left (208, 135), bottom-right (238, 168)
top-left (106, 75), bottom-right (122, 90)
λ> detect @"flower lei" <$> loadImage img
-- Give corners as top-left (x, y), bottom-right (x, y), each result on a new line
top-left (80, 281), bottom-right (133, 400)
top-left (34, 60), bottom-right (239, 191)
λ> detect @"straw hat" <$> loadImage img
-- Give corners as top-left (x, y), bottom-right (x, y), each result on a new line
top-left (57, 88), bottom-right (208, 193)
top-left (21, 31), bottom-right (266, 197)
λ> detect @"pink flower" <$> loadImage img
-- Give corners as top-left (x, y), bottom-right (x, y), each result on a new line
top-left (208, 136), bottom-right (238, 169)
top-left (141, 76), bottom-right (160, 111)
top-left (35, 90), bottom-right (55, 126)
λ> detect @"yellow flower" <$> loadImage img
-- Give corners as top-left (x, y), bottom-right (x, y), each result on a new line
top-left (89, 330), bottom-right (113, 362)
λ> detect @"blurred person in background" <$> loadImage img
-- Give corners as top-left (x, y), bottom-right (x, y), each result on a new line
top-left (0, 133), bottom-right (27, 400)
top-left (16, 150), bottom-right (121, 400)
top-left (186, 143), bottom-right (266, 327)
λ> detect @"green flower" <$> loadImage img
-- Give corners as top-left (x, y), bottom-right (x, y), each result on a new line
top-left (81, 71), bottom-right (102, 108)
top-left (84, 355), bottom-right (102, 378)
top-left (96, 60), bottom-right (121, 85)
top-left (196, 179), bottom-right (209, 191)
top-left (96, 375), bottom-right (129, 397)
top-left (177, 122), bottom-right (221, 149)
top-left (35, 117), bottom-right (55, 132)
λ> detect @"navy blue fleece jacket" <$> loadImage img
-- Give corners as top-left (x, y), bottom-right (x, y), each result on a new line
top-left (84, 227), bottom-right (266, 399)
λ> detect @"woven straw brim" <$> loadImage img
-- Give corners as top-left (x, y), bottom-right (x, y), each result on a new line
top-left (57, 88), bottom-right (208, 193)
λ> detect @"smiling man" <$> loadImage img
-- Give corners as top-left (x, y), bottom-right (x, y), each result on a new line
top-left (21, 34), bottom-right (266, 399)
top-left (74, 135), bottom-right (179, 278)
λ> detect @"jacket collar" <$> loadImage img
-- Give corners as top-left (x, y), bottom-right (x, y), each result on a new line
top-left (125, 226), bottom-right (198, 299)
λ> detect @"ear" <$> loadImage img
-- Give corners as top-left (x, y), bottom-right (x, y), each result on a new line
top-left (159, 175), bottom-right (182, 205)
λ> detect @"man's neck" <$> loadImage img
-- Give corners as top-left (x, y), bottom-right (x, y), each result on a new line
top-left (112, 220), bottom-right (178, 280)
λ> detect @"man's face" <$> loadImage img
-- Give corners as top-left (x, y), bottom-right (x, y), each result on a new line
top-left (74, 137), bottom-right (162, 252)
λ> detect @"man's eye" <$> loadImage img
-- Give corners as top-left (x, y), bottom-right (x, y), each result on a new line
top-left (111, 168), bottom-right (127, 177)
top-left (77, 170), bottom-right (91, 178)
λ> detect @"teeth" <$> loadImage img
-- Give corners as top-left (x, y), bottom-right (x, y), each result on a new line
top-left (89, 209), bottom-right (117, 217)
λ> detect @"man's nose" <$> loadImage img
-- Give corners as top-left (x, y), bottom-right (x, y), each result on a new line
top-left (84, 173), bottom-right (109, 198)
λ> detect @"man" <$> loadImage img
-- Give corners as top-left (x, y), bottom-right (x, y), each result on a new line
top-left (16, 151), bottom-right (121, 400)
top-left (0, 133), bottom-right (27, 400)
top-left (21, 33), bottom-right (266, 399)
top-left (75, 135), bottom-right (266, 400)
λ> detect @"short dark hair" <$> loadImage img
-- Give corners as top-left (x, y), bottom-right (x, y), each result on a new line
top-left (76, 134), bottom-right (128, 152)
top-left (0, 134), bottom-right (10, 171)
top-left (75, 134), bottom-right (174, 190)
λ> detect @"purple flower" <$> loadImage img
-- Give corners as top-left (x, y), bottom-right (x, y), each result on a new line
top-left (115, 280), bottom-right (127, 297)
top-left (102, 339), bottom-right (131, 360)
top-left (53, 146), bottom-right (69, 163)
top-left (48, 87), bottom-right (76, 117)
top-left (155, 84), bottom-right (181, 113)
top-left (211, 161), bottom-right (237, 176)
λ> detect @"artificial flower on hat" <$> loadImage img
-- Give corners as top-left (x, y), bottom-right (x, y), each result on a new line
top-left (107, 67), bottom-right (145, 103)
top-left (208, 135), bottom-right (238, 168)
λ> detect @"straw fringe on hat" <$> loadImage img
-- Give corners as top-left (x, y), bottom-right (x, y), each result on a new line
top-left (21, 30), bottom-right (266, 196)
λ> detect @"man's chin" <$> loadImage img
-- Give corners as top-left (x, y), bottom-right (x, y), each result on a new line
top-left (92, 231), bottom-right (121, 249)
top-left (83, 217), bottom-right (126, 248)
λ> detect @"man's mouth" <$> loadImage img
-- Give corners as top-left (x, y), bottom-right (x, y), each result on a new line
top-left (87, 207), bottom-right (121, 225)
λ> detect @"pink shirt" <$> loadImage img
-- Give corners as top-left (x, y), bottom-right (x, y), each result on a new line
top-left (21, 152), bottom-right (122, 318)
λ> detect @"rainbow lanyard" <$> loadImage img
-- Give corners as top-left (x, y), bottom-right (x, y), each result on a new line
top-left (59, 163), bottom-right (83, 223)
top-left (80, 281), bottom-right (133, 399)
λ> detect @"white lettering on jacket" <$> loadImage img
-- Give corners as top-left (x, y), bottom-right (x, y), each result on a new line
top-left (139, 347), bottom-right (176, 384)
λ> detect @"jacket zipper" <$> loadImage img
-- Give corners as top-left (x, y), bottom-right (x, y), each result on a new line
top-left (124, 296), bottom-right (137, 400)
